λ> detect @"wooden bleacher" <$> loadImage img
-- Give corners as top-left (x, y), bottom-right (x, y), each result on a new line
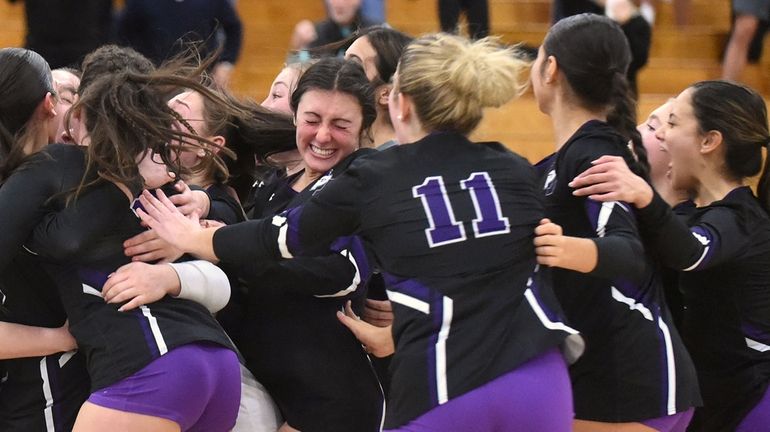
top-left (0, 0), bottom-right (766, 162)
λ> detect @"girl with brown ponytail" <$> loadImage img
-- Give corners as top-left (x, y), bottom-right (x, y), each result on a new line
top-left (530, 13), bottom-right (701, 431)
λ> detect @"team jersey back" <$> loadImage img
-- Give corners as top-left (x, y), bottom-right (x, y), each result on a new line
top-left (537, 120), bottom-right (700, 421)
top-left (304, 132), bottom-right (579, 427)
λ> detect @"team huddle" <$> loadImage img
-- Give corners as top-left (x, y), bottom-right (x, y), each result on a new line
top-left (0, 12), bottom-right (768, 432)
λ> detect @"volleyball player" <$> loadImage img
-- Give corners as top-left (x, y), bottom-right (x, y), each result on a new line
top-left (138, 33), bottom-right (581, 432)
top-left (530, 14), bottom-right (700, 431)
top-left (570, 80), bottom-right (770, 431)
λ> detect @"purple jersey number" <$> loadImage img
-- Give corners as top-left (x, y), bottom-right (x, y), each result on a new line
top-left (413, 172), bottom-right (510, 248)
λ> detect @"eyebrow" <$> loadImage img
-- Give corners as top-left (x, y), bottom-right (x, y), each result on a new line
top-left (59, 86), bottom-right (77, 96)
top-left (172, 99), bottom-right (191, 109)
top-left (272, 82), bottom-right (289, 90)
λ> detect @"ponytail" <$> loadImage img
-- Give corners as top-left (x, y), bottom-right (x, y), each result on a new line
top-left (606, 72), bottom-right (650, 180)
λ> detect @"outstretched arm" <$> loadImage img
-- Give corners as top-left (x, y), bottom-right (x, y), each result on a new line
top-left (0, 322), bottom-right (76, 359)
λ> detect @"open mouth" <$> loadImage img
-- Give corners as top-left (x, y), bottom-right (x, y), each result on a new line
top-left (310, 144), bottom-right (335, 158)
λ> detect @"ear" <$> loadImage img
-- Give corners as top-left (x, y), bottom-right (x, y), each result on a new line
top-left (209, 136), bottom-right (225, 154)
top-left (377, 85), bottom-right (390, 107)
top-left (43, 92), bottom-right (57, 118)
top-left (700, 130), bottom-right (723, 155)
top-left (544, 55), bottom-right (558, 84)
top-left (396, 91), bottom-right (412, 121)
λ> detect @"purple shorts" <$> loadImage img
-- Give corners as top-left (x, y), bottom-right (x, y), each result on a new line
top-left (385, 348), bottom-right (573, 432)
top-left (736, 384), bottom-right (770, 432)
top-left (641, 408), bottom-right (694, 432)
top-left (88, 343), bottom-right (241, 432)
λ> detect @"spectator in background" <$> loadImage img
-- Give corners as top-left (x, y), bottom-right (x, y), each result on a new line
top-left (438, 0), bottom-right (489, 39)
top-left (116, 0), bottom-right (242, 88)
top-left (722, 0), bottom-right (769, 81)
top-left (7, 0), bottom-right (113, 69)
top-left (551, 0), bottom-right (603, 23)
top-left (290, 0), bottom-right (377, 55)
top-left (606, 0), bottom-right (651, 98)
top-left (361, 0), bottom-right (386, 24)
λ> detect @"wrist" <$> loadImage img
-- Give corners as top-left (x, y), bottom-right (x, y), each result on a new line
top-left (636, 185), bottom-right (654, 208)
top-left (192, 190), bottom-right (211, 218)
top-left (161, 264), bottom-right (182, 297)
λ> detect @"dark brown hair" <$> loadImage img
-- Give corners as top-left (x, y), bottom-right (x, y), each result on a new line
top-left (0, 48), bottom-right (54, 182)
top-left (688, 80), bottom-right (770, 211)
top-left (543, 13), bottom-right (649, 178)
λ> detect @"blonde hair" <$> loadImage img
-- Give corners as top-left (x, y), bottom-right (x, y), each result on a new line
top-left (395, 33), bottom-right (529, 135)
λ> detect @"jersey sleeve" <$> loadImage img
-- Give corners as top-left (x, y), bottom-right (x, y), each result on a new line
top-left (566, 136), bottom-right (646, 281)
top-left (27, 181), bottom-right (131, 261)
top-left (585, 198), bottom-right (646, 281)
top-left (212, 161), bottom-right (368, 265)
top-left (273, 235), bottom-right (371, 298)
top-left (205, 186), bottom-right (246, 225)
top-left (0, 148), bottom-right (75, 272)
top-left (636, 191), bottom-right (747, 271)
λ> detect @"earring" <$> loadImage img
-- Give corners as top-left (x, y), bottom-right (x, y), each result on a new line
top-left (397, 114), bottom-right (403, 120)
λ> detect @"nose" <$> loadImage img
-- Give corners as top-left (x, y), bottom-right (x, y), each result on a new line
top-left (654, 123), bottom-right (666, 142)
top-left (316, 123), bottom-right (332, 143)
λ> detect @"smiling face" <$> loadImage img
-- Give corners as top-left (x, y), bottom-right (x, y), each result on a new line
top-left (638, 101), bottom-right (673, 184)
top-left (655, 88), bottom-right (704, 192)
top-left (261, 67), bottom-right (301, 115)
top-left (295, 89), bottom-right (362, 177)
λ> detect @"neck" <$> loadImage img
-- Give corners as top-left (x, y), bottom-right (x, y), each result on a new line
top-left (21, 124), bottom-right (48, 156)
top-left (693, 171), bottom-right (741, 207)
top-left (367, 115), bottom-right (396, 149)
top-left (549, 101), bottom-right (606, 152)
top-left (186, 171), bottom-right (215, 190)
top-left (397, 121), bottom-right (429, 146)
top-left (651, 175), bottom-right (690, 207)
top-left (292, 168), bottom-right (322, 192)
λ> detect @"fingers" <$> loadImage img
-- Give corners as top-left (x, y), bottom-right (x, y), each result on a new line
top-left (344, 300), bottom-right (360, 320)
top-left (119, 296), bottom-right (147, 312)
top-left (362, 299), bottom-right (393, 327)
top-left (534, 220), bottom-right (562, 237)
top-left (364, 299), bottom-right (392, 313)
top-left (124, 229), bottom-right (158, 249)
top-left (124, 237), bottom-right (163, 258)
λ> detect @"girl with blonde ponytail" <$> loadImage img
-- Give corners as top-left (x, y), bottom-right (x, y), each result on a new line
top-left (530, 13), bottom-right (700, 432)
top-left (136, 33), bottom-right (580, 432)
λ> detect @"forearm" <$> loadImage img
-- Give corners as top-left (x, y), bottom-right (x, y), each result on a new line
top-left (0, 322), bottom-right (74, 359)
top-left (555, 236), bottom-right (599, 273)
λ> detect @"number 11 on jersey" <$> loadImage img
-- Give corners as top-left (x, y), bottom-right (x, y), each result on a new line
top-left (413, 172), bottom-right (510, 248)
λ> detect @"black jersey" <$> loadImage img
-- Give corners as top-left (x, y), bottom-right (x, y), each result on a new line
top-left (18, 148), bottom-right (234, 392)
top-left (536, 120), bottom-right (700, 422)
top-left (225, 151), bottom-right (383, 432)
top-left (213, 132), bottom-right (580, 428)
top-left (205, 182), bottom-right (246, 224)
top-left (636, 187), bottom-right (770, 431)
top-left (0, 145), bottom-right (91, 431)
